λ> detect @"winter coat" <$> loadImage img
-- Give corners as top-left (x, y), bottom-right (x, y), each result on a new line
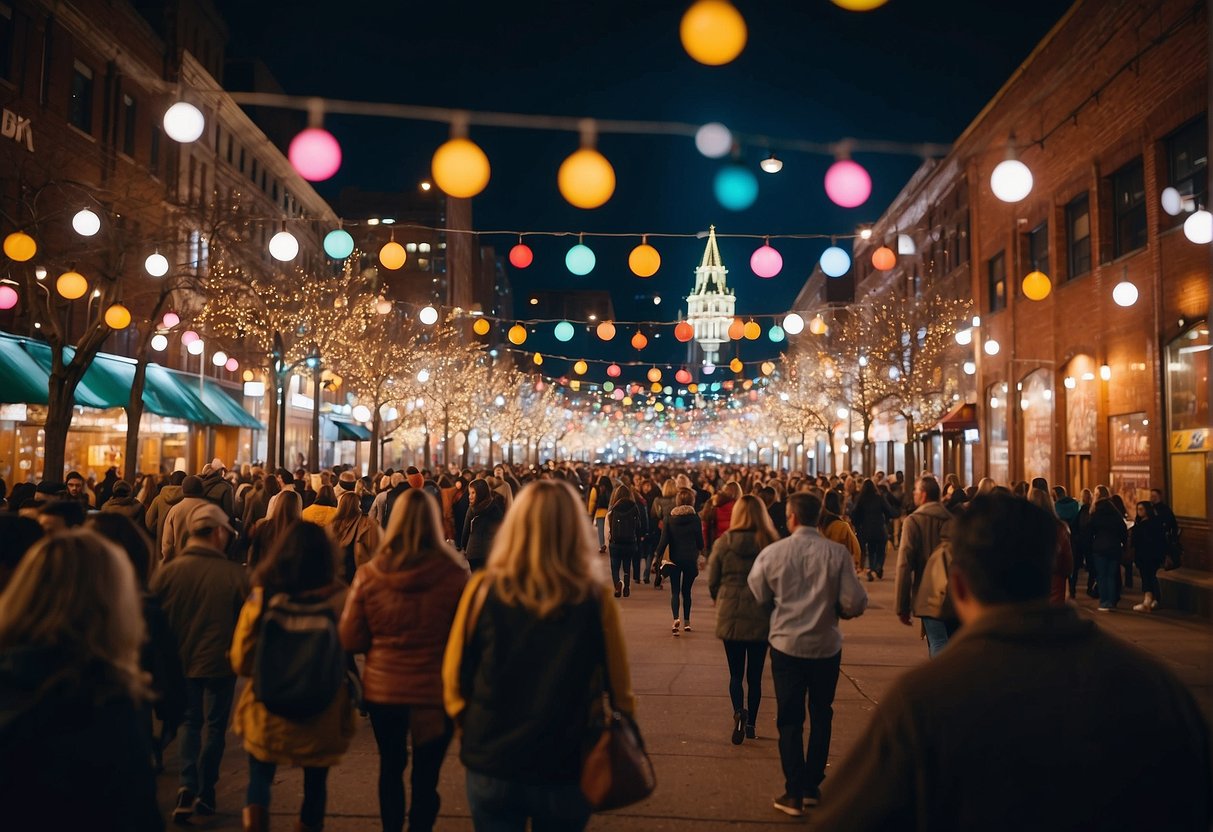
top-left (229, 586), bottom-right (355, 767)
top-left (462, 495), bottom-right (506, 567)
top-left (201, 472), bottom-right (234, 518)
top-left (144, 484), bottom-right (184, 552)
top-left (821, 515), bottom-right (863, 571)
top-left (160, 496), bottom-right (210, 562)
top-left (142, 593), bottom-right (186, 728)
top-left (0, 646), bottom-right (162, 832)
top-left (708, 530), bottom-right (772, 642)
top-left (101, 496), bottom-right (147, 526)
top-left (605, 500), bottom-right (644, 549)
top-left (301, 503), bottom-right (339, 527)
top-left (1131, 517), bottom-right (1167, 569)
top-left (150, 542), bottom-right (249, 678)
top-left (329, 515), bottom-right (382, 584)
top-left (651, 495), bottom-right (675, 528)
top-left (768, 500), bottom-right (788, 538)
top-left (339, 555), bottom-right (468, 706)
top-left (894, 502), bottom-right (954, 619)
top-left (587, 486), bottom-right (610, 519)
top-left (654, 505), bottom-right (704, 566)
top-left (1086, 499), bottom-right (1128, 558)
top-left (850, 494), bottom-right (896, 542)
top-left (702, 498), bottom-right (736, 549)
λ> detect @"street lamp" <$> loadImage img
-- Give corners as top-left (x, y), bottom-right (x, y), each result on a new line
top-left (271, 332), bottom-right (321, 472)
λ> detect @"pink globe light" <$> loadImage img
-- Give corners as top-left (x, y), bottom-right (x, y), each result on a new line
top-left (162, 311), bottom-right (181, 328)
top-left (750, 243), bottom-right (783, 278)
top-left (288, 127), bottom-right (342, 182)
top-left (824, 159), bottom-right (872, 208)
top-left (224, 357), bottom-right (239, 372)
top-left (180, 329), bottom-right (199, 345)
top-left (0, 285), bottom-right (17, 310)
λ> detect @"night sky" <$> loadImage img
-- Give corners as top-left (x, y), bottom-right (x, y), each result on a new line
top-left (217, 0), bottom-right (1070, 372)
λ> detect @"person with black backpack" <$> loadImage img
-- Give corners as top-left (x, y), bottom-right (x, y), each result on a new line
top-left (229, 522), bottom-right (355, 832)
top-left (605, 484), bottom-right (643, 598)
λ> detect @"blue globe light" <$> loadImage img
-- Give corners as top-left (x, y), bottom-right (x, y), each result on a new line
top-left (323, 229), bottom-right (355, 259)
top-left (820, 245), bottom-right (851, 278)
top-left (768, 324), bottom-right (785, 342)
top-left (711, 382), bottom-right (722, 392)
top-left (565, 243), bottom-right (596, 275)
top-left (714, 164), bottom-right (758, 211)
top-left (674, 396), bottom-right (686, 409)
top-left (554, 320), bottom-right (575, 342)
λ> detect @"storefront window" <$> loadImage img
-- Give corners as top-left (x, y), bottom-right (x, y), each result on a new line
top-left (1020, 369), bottom-right (1053, 482)
top-left (987, 381), bottom-right (1009, 484)
top-left (1166, 324), bottom-right (1209, 518)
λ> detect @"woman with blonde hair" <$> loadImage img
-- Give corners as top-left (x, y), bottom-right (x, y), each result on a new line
top-left (443, 480), bottom-right (634, 831)
top-left (328, 490), bottom-right (381, 584)
top-left (708, 495), bottom-right (777, 744)
top-left (341, 489), bottom-right (467, 832)
top-left (0, 530), bottom-right (161, 830)
top-left (247, 490), bottom-right (301, 570)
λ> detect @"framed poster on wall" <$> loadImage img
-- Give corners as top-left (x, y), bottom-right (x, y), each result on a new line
top-left (1109, 412), bottom-right (1150, 508)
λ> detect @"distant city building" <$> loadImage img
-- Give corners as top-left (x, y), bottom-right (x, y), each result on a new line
top-left (685, 225), bottom-right (735, 366)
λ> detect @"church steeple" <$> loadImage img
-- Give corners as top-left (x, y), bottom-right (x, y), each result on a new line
top-left (685, 225), bottom-right (735, 365)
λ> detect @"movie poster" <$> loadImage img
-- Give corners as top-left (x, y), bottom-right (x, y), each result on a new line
top-left (1110, 412), bottom-right (1150, 508)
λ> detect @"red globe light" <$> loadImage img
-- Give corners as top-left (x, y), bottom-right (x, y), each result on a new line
top-left (509, 243), bottom-right (533, 269)
top-left (674, 321), bottom-right (694, 342)
top-left (607, 363), bottom-right (622, 378)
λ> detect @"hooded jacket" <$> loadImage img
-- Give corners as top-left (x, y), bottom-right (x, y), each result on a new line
top-left (160, 496), bottom-right (210, 562)
top-left (708, 530), bottom-right (772, 642)
top-left (201, 472), bottom-right (234, 518)
top-left (1086, 499), bottom-right (1128, 556)
top-left (144, 484), bottom-right (184, 550)
top-left (895, 502), bottom-right (954, 618)
top-left (101, 495), bottom-right (147, 525)
top-left (462, 494), bottom-right (506, 566)
top-left (339, 554), bottom-right (468, 705)
top-left (655, 504), bottom-right (704, 567)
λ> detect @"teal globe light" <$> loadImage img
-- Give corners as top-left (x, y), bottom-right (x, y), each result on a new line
top-left (554, 320), bottom-right (575, 341)
top-left (566, 243), bottom-right (596, 275)
top-left (323, 229), bottom-right (354, 259)
top-left (819, 245), bottom-right (851, 278)
top-left (768, 324), bottom-right (785, 342)
top-left (714, 164), bottom-right (758, 211)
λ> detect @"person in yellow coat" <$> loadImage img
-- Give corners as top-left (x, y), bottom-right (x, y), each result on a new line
top-left (819, 490), bottom-right (863, 574)
top-left (229, 522), bottom-right (355, 832)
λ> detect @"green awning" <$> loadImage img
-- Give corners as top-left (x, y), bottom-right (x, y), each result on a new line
top-left (18, 338), bottom-right (115, 409)
top-left (334, 421), bottom-right (371, 441)
top-left (198, 379), bottom-right (264, 430)
top-left (0, 336), bottom-right (52, 405)
top-left (143, 365), bottom-right (221, 424)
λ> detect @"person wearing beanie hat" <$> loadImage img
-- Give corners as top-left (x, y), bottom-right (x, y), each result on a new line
top-left (161, 476), bottom-right (210, 563)
top-left (200, 459), bottom-right (235, 520)
top-left (101, 480), bottom-right (146, 525)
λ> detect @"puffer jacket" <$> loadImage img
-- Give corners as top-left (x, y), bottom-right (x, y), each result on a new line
top-left (708, 530), bottom-right (771, 642)
top-left (339, 554), bottom-right (468, 705)
top-left (230, 586), bottom-right (355, 767)
top-left (655, 505), bottom-right (704, 566)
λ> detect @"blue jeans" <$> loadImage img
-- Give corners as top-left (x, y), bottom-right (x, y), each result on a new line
top-left (921, 617), bottom-right (959, 658)
top-left (595, 516), bottom-right (605, 548)
top-left (247, 755), bottom-right (329, 828)
top-left (180, 676), bottom-right (236, 800)
top-left (863, 536), bottom-right (887, 574)
top-left (1093, 553), bottom-right (1122, 608)
top-left (466, 771), bottom-right (591, 831)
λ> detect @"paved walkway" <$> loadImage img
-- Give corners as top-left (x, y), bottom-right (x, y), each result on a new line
top-left (159, 561), bottom-right (1213, 829)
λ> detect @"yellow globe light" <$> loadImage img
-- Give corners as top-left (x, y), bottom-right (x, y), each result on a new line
top-left (743, 320), bottom-right (761, 340)
top-left (689, 383), bottom-right (699, 393)
top-left (570, 380), bottom-right (581, 391)
top-left (242, 369), bottom-right (255, 382)
top-left (3, 231), bottom-right (36, 262)
top-left (628, 241), bottom-right (661, 278)
top-left (623, 396), bottom-right (633, 406)
top-left (1022, 270), bottom-right (1052, 301)
top-left (761, 361), bottom-right (775, 375)
top-left (647, 367), bottom-right (662, 383)
top-left (831, 0), bottom-right (888, 9)
top-left (596, 321), bottom-right (616, 341)
top-left (431, 137), bottom-right (491, 198)
top-left (728, 317), bottom-right (745, 340)
top-left (508, 324), bottom-right (527, 345)
top-left (472, 318), bottom-right (491, 336)
top-left (379, 241), bottom-right (407, 270)
top-left (104, 303), bottom-right (132, 330)
top-left (651, 382), bottom-right (663, 393)
top-left (730, 357), bottom-right (744, 373)
top-left (809, 314), bottom-right (829, 335)
top-left (56, 271), bottom-right (88, 299)
top-left (532, 352), bottom-right (543, 366)
top-left (680, 0), bottom-right (747, 66)
top-left (573, 359), bottom-right (588, 375)
top-left (558, 148), bottom-right (616, 209)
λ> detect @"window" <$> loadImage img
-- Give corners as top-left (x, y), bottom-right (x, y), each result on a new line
top-left (121, 94), bottom-right (136, 156)
top-left (238, 146), bottom-right (245, 172)
top-left (250, 159), bottom-right (258, 183)
top-left (149, 126), bottom-right (161, 174)
top-left (1166, 117), bottom-right (1208, 224)
top-left (1066, 193), bottom-right (1091, 279)
top-left (1111, 159), bottom-right (1147, 257)
top-left (226, 134), bottom-right (233, 164)
top-left (988, 251), bottom-right (1006, 313)
top-left (987, 381), bottom-right (1009, 485)
top-left (69, 60), bottom-right (94, 133)
top-left (0, 3), bottom-right (13, 81)
top-left (1165, 324), bottom-right (1210, 518)
top-left (1027, 222), bottom-right (1048, 274)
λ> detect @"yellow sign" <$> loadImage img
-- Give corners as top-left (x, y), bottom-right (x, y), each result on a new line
top-left (1170, 430), bottom-right (1210, 453)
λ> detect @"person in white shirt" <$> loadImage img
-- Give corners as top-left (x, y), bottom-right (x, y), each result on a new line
top-left (748, 491), bottom-right (868, 818)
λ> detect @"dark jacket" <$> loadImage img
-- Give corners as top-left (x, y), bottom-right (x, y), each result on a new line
top-left (339, 554), bottom-right (468, 706)
top-left (150, 542), bottom-right (249, 678)
top-left (101, 495), bottom-right (147, 526)
top-left (1130, 517), bottom-right (1167, 568)
top-left (768, 500), bottom-right (788, 538)
top-left (606, 500), bottom-right (644, 548)
top-left (655, 504), bottom-right (704, 566)
top-left (894, 502), bottom-right (953, 618)
top-left (462, 494), bottom-right (506, 567)
top-left (201, 472), bottom-right (235, 518)
top-left (814, 605), bottom-right (1212, 832)
top-left (0, 646), bottom-right (163, 831)
top-left (144, 484), bottom-right (184, 550)
top-left (143, 593), bottom-right (186, 727)
top-left (651, 494), bottom-right (675, 528)
top-left (850, 493), bottom-right (896, 542)
top-left (1086, 499), bottom-right (1128, 557)
top-left (708, 530), bottom-right (772, 642)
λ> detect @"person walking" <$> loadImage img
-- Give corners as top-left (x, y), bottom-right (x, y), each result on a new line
top-left (461, 480), bottom-right (506, 573)
top-left (443, 480), bottom-right (635, 832)
top-left (230, 522), bottom-right (355, 832)
top-left (1130, 501), bottom-right (1166, 612)
top-left (894, 477), bottom-right (957, 656)
top-left (301, 485), bottom-right (340, 526)
top-left (748, 492), bottom-right (868, 816)
top-left (328, 490), bottom-right (382, 585)
top-left (102, 480), bottom-right (148, 525)
top-left (819, 491), bottom-right (863, 575)
top-left (708, 494), bottom-right (776, 744)
top-left (849, 479), bottom-right (896, 580)
top-left (161, 476), bottom-right (211, 563)
top-left (1027, 488), bottom-right (1074, 606)
top-left (150, 503), bottom-right (249, 823)
top-left (701, 481), bottom-right (740, 553)
top-left (650, 479), bottom-right (677, 589)
top-left (247, 490), bottom-right (303, 570)
top-left (340, 490), bottom-right (467, 832)
top-left (1086, 487), bottom-right (1128, 611)
top-left (654, 487), bottom-right (705, 633)
top-left (587, 475), bottom-right (612, 552)
top-left (605, 484), bottom-right (644, 598)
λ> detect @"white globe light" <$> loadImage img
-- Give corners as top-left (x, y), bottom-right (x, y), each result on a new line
top-left (376, 297), bottom-right (393, 315)
top-left (417, 369), bottom-right (431, 383)
top-left (381, 405), bottom-right (399, 421)
top-left (983, 338), bottom-right (1001, 356)
top-left (150, 334), bottom-right (168, 352)
top-left (819, 246), bottom-right (851, 278)
top-left (702, 362), bottom-right (716, 375)
top-left (186, 338), bottom-right (205, 355)
top-left (1184, 209), bottom-right (1213, 245)
top-left (494, 395), bottom-right (506, 407)
top-left (695, 122), bottom-right (732, 158)
top-left (418, 305), bottom-right (439, 325)
top-left (163, 102), bottom-right (205, 143)
top-left (352, 405), bottom-right (372, 422)
top-left (72, 208), bottom-right (101, 237)
top-left (782, 312), bottom-right (805, 335)
top-left (211, 350), bottom-right (228, 367)
top-left (268, 231), bottom-right (299, 261)
top-left (955, 328), bottom-right (973, 346)
top-left (145, 252), bottom-right (169, 277)
top-left (990, 158), bottom-right (1033, 203)
top-left (1112, 280), bottom-right (1139, 307)
top-left (963, 360), bottom-right (976, 375)
top-left (1160, 187), bottom-right (1183, 217)
top-left (837, 407), bottom-right (849, 419)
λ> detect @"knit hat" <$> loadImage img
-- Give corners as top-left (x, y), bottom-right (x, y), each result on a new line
top-left (407, 472), bottom-right (425, 490)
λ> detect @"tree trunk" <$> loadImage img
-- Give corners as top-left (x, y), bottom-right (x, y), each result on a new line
top-left (461, 430), bottom-right (470, 468)
top-left (309, 369), bottom-right (322, 472)
top-left (826, 426), bottom-right (836, 475)
top-left (265, 381), bottom-right (280, 472)
top-left (43, 351), bottom-right (95, 482)
top-left (903, 417), bottom-right (917, 478)
top-left (423, 429), bottom-right (432, 471)
top-left (369, 408), bottom-right (381, 475)
top-left (123, 358), bottom-right (150, 483)
top-left (442, 411), bottom-right (451, 468)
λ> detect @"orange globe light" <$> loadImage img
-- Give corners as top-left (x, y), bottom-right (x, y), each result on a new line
top-left (730, 357), bottom-right (744, 373)
top-left (831, 0), bottom-right (889, 10)
top-left (379, 241), bottom-right (406, 270)
top-left (431, 137), bottom-right (491, 198)
top-left (651, 382), bottom-right (663, 393)
top-left (761, 361), bottom-right (776, 375)
top-left (596, 320), bottom-right (616, 341)
top-left (743, 320), bottom-right (761, 340)
top-left (688, 383), bottom-right (699, 393)
top-left (1022, 270), bottom-right (1052, 301)
top-left (508, 324), bottom-right (527, 345)
top-left (675, 368), bottom-right (692, 385)
top-left (56, 271), bottom-right (88, 299)
top-left (631, 331), bottom-right (648, 350)
top-left (472, 318), bottom-right (491, 336)
top-left (574, 360), bottom-right (588, 375)
top-left (104, 303), bottom-right (132, 330)
top-left (809, 314), bottom-right (829, 335)
top-left (647, 367), bottom-right (662, 383)
top-left (680, 0), bottom-right (747, 66)
top-left (871, 246), bottom-right (896, 270)
top-left (728, 317), bottom-right (745, 340)
top-left (3, 231), bottom-right (36, 262)
top-left (674, 321), bottom-right (695, 342)
top-left (628, 242), bottom-right (661, 278)
top-left (532, 352), bottom-right (543, 366)
top-left (558, 148), bottom-right (616, 209)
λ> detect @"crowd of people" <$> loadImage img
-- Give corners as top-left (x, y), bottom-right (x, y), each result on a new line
top-left (0, 456), bottom-right (1206, 830)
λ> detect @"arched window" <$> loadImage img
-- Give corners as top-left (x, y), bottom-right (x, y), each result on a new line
top-left (1020, 369), bottom-right (1053, 483)
top-left (1165, 323), bottom-right (1209, 518)
top-left (1062, 355), bottom-right (1097, 494)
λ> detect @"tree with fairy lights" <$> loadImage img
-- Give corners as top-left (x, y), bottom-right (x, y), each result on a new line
top-left (409, 317), bottom-right (488, 468)
top-left (832, 306), bottom-right (896, 473)
top-left (766, 344), bottom-right (847, 473)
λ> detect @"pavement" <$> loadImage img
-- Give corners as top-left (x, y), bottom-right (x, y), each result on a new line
top-left (159, 561), bottom-right (1213, 830)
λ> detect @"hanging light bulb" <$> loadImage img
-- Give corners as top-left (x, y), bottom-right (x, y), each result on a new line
top-left (508, 324), bottom-right (527, 345)
top-left (323, 229), bottom-right (355, 259)
top-left (760, 153), bottom-right (783, 173)
top-left (431, 121), bottom-right (491, 198)
top-left (782, 313), bottom-right (805, 335)
top-left (3, 231), bottom-right (36, 261)
top-left (824, 157), bottom-right (872, 208)
top-left (990, 139), bottom-right (1034, 203)
top-left (819, 245), bottom-right (851, 278)
top-left (984, 339), bottom-right (1001, 356)
top-left (1160, 187), bottom-right (1183, 217)
top-left (0, 285), bottom-right (17, 310)
top-left (768, 324), bottom-right (785, 342)
top-left (268, 231), bottom-right (299, 261)
top-left (418, 305), bottom-right (439, 325)
top-left (163, 101), bottom-right (205, 143)
top-left (695, 122), bottom-right (733, 158)
top-left (558, 121), bottom-right (615, 209)
top-left (144, 252), bottom-right (169, 277)
top-left (574, 360), bottom-right (588, 375)
top-left (72, 208), bottom-right (101, 237)
top-left (680, 0), bottom-right (747, 65)
top-left (1021, 270), bottom-right (1052, 301)
top-left (211, 350), bottom-right (228, 367)
top-left (473, 318), bottom-right (491, 336)
top-left (509, 238), bottom-right (533, 268)
top-left (186, 338), bottom-right (205, 356)
top-left (104, 303), bottom-right (131, 329)
top-left (565, 236), bottom-right (596, 275)
top-left (674, 321), bottom-right (695, 342)
top-left (375, 297), bottom-right (393, 315)
top-left (150, 334), bottom-right (168, 352)
top-left (750, 239), bottom-right (783, 278)
top-left (596, 320), bottom-right (616, 341)
top-left (607, 363), bottom-right (622, 378)
top-left (743, 320), bottom-right (761, 340)
top-left (631, 331), bottom-right (648, 350)
top-left (1184, 208), bottom-right (1213, 244)
top-left (554, 321), bottom-right (575, 341)
top-left (288, 126), bottom-right (342, 181)
top-left (1112, 280), bottom-right (1139, 307)
top-left (809, 314), bottom-right (828, 335)
top-left (379, 241), bottom-right (407, 270)
top-left (714, 163), bottom-right (758, 211)
top-left (628, 237), bottom-right (661, 277)
top-left (955, 328), bottom-right (973, 345)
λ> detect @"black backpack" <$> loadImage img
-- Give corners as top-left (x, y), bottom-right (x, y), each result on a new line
top-left (610, 505), bottom-right (639, 544)
top-left (253, 593), bottom-right (346, 720)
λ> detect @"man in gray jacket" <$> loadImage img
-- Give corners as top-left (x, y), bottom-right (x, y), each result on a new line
top-left (894, 476), bottom-right (956, 657)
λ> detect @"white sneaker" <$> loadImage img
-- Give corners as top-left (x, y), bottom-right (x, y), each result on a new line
top-left (1132, 602), bottom-right (1151, 612)
top-left (1150, 598), bottom-right (1159, 609)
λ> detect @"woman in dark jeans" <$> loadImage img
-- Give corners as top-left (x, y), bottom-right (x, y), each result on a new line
top-left (849, 479), bottom-right (896, 580)
top-left (1130, 501), bottom-right (1166, 613)
top-left (654, 487), bottom-right (705, 634)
